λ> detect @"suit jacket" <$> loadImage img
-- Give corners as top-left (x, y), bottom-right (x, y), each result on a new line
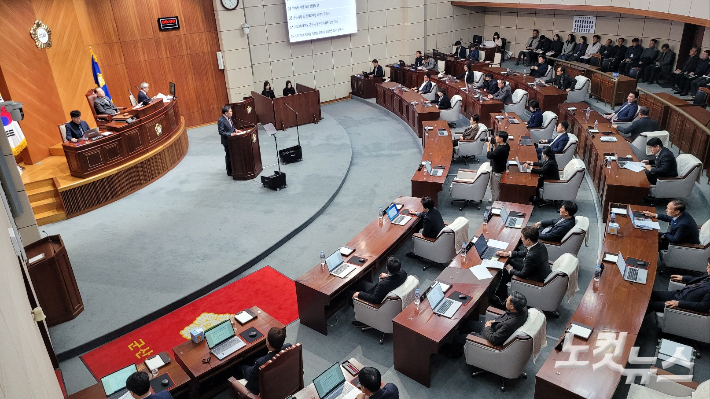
top-left (617, 117), bottom-right (659, 142)
top-left (457, 71), bottom-right (475, 84)
top-left (145, 391), bottom-right (173, 399)
top-left (137, 90), bottom-right (150, 103)
top-left (415, 56), bottom-right (423, 67)
top-left (531, 158), bottom-right (559, 189)
top-left (527, 110), bottom-right (543, 128)
top-left (599, 45), bottom-right (615, 59)
top-left (423, 58), bottom-right (438, 72)
top-left (694, 58), bottom-right (710, 76)
top-left (262, 89), bottom-right (275, 99)
top-left (244, 344), bottom-right (292, 395)
top-left (530, 62), bottom-right (548, 78)
top-left (539, 217), bottom-right (575, 242)
top-left (546, 73), bottom-right (575, 91)
top-left (679, 55), bottom-right (699, 74)
top-left (372, 65), bottom-right (384, 77)
top-left (624, 45), bottom-right (643, 61)
top-left (484, 79), bottom-right (499, 94)
top-left (418, 80), bottom-right (432, 94)
top-left (468, 48), bottom-right (480, 61)
top-left (525, 37), bottom-right (539, 49)
top-left (358, 271), bottom-right (408, 304)
top-left (509, 242), bottom-right (551, 282)
top-left (549, 40), bottom-right (564, 57)
top-left (421, 207), bottom-right (445, 238)
top-left (674, 275), bottom-right (710, 313)
top-left (65, 120), bottom-right (90, 140)
top-left (639, 47), bottom-right (659, 64)
top-left (370, 383), bottom-right (400, 399)
top-left (455, 46), bottom-right (467, 59)
top-left (492, 84), bottom-right (512, 104)
top-left (283, 87), bottom-right (296, 96)
top-left (648, 147), bottom-right (677, 179)
top-left (657, 211), bottom-right (700, 245)
top-left (537, 38), bottom-right (552, 54)
top-left (613, 101), bottom-right (638, 122)
top-left (571, 43), bottom-right (588, 57)
top-left (657, 50), bottom-right (676, 76)
top-left (480, 308), bottom-right (529, 346)
top-left (93, 96), bottom-right (119, 115)
top-left (549, 132), bottom-right (570, 153)
top-left (217, 115), bottom-right (235, 146)
top-left (437, 94), bottom-right (451, 109)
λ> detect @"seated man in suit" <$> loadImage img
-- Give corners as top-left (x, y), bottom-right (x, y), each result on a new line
top-left (351, 256), bottom-right (408, 321)
top-left (481, 73), bottom-right (498, 94)
top-left (524, 147), bottom-right (559, 192)
top-left (604, 92), bottom-right (638, 123)
top-left (545, 66), bottom-right (575, 92)
top-left (414, 51), bottom-right (423, 68)
top-left (365, 59), bottom-right (384, 78)
top-left (418, 196), bottom-right (445, 238)
top-left (233, 327), bottom-right (291, 398)
top-left (526, 100), bottom-right (543, 128)
top-left (93, 87), bottom-right (119, 115)
top-left (494, 227), bottom-right (551, 305)
top-left (413, 73), bottom-right (432, 94)
top-left (648, 259), bottom-right (710, 313)
top-left (489, 79), bottom-right (512, 104)
top-left (137, 82), bottom-right (151, 104)
top-left (356, 367), bottom-right (399, 399)
top-left (459, 114), bottom-right (481, 141)
top-left (613, 106), bottom-right (658, 142)
top-left (642, 137), bottom-right (677, 184)
top-left (536, 121), bottom-right (570, 158)
top-left (535, 201), bottom-right (577, 242)
top-left (65, 110), bottom-right (91, 143)
top-left (468, 44), bottom-right (480, 62)
top-left (529, 55), bottom-right (549, 78)
top-left (436, 88), bottom-right (451, 109)
top-left (642, 199), bottom-right (700, 251)
top-left (126, 371), bottom-right (173, 399)
top-left (457, 63), bottom-right (475, 85)
top-left (453, 40), bottom-right (467, 59)
top-left (422, 55), bottom-right (438, 72)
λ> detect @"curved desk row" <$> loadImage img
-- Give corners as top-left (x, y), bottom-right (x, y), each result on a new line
top-left (375, 82), bottom-right (440, 137)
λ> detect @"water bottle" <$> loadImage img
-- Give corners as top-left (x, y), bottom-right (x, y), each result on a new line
top-left (610, 211), bottom-right (616, 223)
top-left (461, 242), bottom-right (467, 260)
top-left (594, 119), bottom-right (598, 130)
top-left (414, 288), bottom-right (420, 312)
top-left (379, 206), bottom-right (383, 221)
top-left (320, 251), bottom-right (326, 270)
top-left (483, 210), bottom-right (489, 227)
top-left (585, 108), bottom-right (591, 121)
top-left (594, 264), bottom-right (602, 281)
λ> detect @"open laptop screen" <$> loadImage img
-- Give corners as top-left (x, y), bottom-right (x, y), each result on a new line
top-left (314, 362), bottom-right (346, 398)
top-left (101, 364), bottom-right (137, 396)
top-left (428, 283), bottom-right (445, 310)
top-left (326, 250), bottom-right (344, 271)
top-left (500, 206), bottom-right (509, 223)
top-left (424, 162), bottom-right (433, 175)
top-left (205, 319), bottom-right (234, 349)
top-left (474, 235), bottom-right (488, 257)
top-left (616, 251), bottom-right (626, 275)
top-left (385, 203), bottom-right (399, 221)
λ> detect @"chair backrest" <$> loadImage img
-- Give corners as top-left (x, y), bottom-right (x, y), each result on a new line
top-left (85, 89), bottom-right (99, 117)
top-left (693, 88), bottom-right (709, 107)
top-left (438, 216), bottom-right (469, 241)
top-left (258, 343), bottom-right (304, 399)
top-left (546, 253), bottom-right (579, 283)
top-left (437, 60), bottom-right (446, 72)
top-left (511, 89), bottom-right (527, 104)
top-left (574, 75), bottom-right (589, 90)
top-left (560, 216), bottom-right (589, 243)
top-left (473, 71), bottom-right (483, 84)
top-left (475, 123), bottom-right (488, 140)
top-left (543, 65), bottom-right (554, 80)
top-left (540, 111), bottom-right (557, 128)
top-left (700, 219), bottom-right (710, 246)
top-left (491, 52), bottom-right (502, 66)
top-left (561, 159), bottom-right (585, 180)
top-left (451, 94), bottom-right (462, 107)
top-left (675, 154), bottom-right (701, 178)
top-left (429, 82), bottom-right (438, 94)
top-left (503, 308), bottom-right (546, 346)
top-left (58, 122), bottom-right (69, 143)
top-left (563, 134), bottom-right (578, 151)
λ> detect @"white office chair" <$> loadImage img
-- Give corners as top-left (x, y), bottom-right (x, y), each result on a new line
top-left (661, 219), bottom-right (710, 273)
top-left (565, 76), bottom-right (590, 103)
top-left (422, 82), bottom-right (438, 102)
top-left (538, 159), bottom-right (585, 206)
top-left (353, 275), bottom-right (419, 344)
top-left (528, 111), bottom-right (557, 143)
top-left (412, 217), bottom-right (469, 269)
top-left (472, 71), bottom-right (484, 87)
top-left (540, 216), bottom-right (589, 262)
top-left (655, 279), bottom-right (710, 344)
top-left (627, 373), bottom-right (709, 399)
top-left (511, 254), bottom-right (579, 316)
top-left (437, 60), bottom-right (446, 73)
top-left (440, 95), bottom-right (463, 126)
top-left (649, 154), bottom-right (701, 200)
top-left (628, 131), bottom-right (670, 162)
top-left (551, 134), bottom-right (578, 170)
top-left (450, 162), bottom-right (492, 210)
top-left (612, 105), bottom-right (640, 128)
top-left (479, 50), bottom-right (486, 63)
top-left (504, 89), bottom-right (528, 120)
top-left (542, 65), bottom-right (554, 81)
top-left (454, 124), bottom-right (488, 164)
top-left (488, 52), bottom-right (502, 67)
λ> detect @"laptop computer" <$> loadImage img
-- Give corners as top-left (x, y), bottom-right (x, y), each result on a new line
top-left (205, 319), bottom-right (247, 360)
top-left (500, 206), bottom-right (524, 229)
top-left (474, 234), bottom-right (506, 260)
top-left (424, 162), bottom-right (444, 176)
top-left (326, 250), bottom-right (357, 278)
top-left (385, 203), bottom-right (412, 226)
top-left (314, 362), bottom-right (361, 399)
top-left (615, 251), bottom-right (648, 284)
top-left (520, 136), bottom-right (533, 146)
top-left (79, 127), bottom-right (101, 140)
top-left (515, 156), bottom-right (531, 173)
top-left (628, 207), bottom-right (656, 230)
top-left (101, 364), bottom-right (137, 399)
top-left (427, 282), bottom-right (462, 318)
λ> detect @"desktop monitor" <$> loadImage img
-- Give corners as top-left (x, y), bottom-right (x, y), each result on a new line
top-left (101, 364), bottom-right (137, 396)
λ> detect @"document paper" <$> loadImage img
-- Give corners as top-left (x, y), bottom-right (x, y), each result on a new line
top-left (471, 265), bottom-right (493, 280)
top-left (622, 162), bottom-right (646, 172)
top-left (488, 239), bottom-right (509, 249)
top-left (482, 259), bottom-right (505, 269)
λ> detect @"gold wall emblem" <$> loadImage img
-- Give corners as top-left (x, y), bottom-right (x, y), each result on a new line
top-left (155, 123), bottom-right (162, 135)
top-left (30, 20), bottom-right (52, 49)
top-left (252, 134), bottom-right (257, 143)
top-left (246, 106), bottom-right (252, 114)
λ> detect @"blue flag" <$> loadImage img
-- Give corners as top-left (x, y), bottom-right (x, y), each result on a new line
top-left (90, 48), bottom-right (111, 100)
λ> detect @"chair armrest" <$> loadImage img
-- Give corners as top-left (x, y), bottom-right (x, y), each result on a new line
top-left (668, 305), bottom-right (710, 317)
top-left (652, 367), bottom-right (700, 390)
top-left (543, 179), bottom-right (565, 184)
top-left (458, 168), bottom-right (477, 173)
top-left (486, 306), bottom-right (504, 316)
top-left (512, 276), bottom-right (545, 287)
top-left (466, 334), bottom-right (504, 351)
top-left (452, 179), bottom-right (475, 184)
top-left (669, 242), bottom-right (709, 250)
top-left (412, 233), bottom-right (437, 242)
top-left (117, 107), bottom-right (127, 111)
top-left (353, 297), bottom-right (384, 310)
top-left (539, 239), bottom-right (562, 247)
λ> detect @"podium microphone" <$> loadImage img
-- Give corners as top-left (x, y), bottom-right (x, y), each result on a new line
top-left (284, 104), bottom-right (302, 151)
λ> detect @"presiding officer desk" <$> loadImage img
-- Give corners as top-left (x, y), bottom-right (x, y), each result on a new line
top-left (388, 64), bottom-right (432, 88)
top-left (412, 120), bottom-right (453, 207)
top-left (296, 196), bottom-right (425, 335)
top-left (393, 201), bottom-right (533, 387)
top-left (351, 74), bottom-right (382, 99)
top-left (535, 204), bottom-right (657, 399)
top-left (490, 113), bottom-right (539, 205)
top-left (375, 82), bottom-right (440, 137)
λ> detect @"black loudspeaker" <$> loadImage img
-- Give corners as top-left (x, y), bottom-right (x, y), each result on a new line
top-left (278, 145), bottom-right (302, 164)
top-left (261, 171), bottom-right (287, 190)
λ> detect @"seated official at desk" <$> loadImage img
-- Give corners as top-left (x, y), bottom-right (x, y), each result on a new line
top-left (487, 131), bottom-right (510, 202)
top-left (365, 59), bottom-right (385, 78)
top-left (422, 55), bottom-right (438, 72)
top-left (137, 82), bottom-right (151, 104)
top-left (357, 367), bottom-right (400, 399)
top-left (351, 256), bottom-right (408, 315)
top-left (457, 63), bottom-right (475, 85)
top-left (536, 121), bottom-right (570, 158)
top-left (524, 147), bottom-right (559, 192)
top-left (613, 106), bottom-right (658, 142)
top-left (648, 259), bottom-right (710, 313)
top-left (527, 100), bottom-right (543, 128)
top-left (529, 55), bottom-right (549, 78)
top-left (481, 73), bottom-right (498, 94)
top-left (494, 227), bottom-right (551, 304)
top-left (418, 196), bottom-right (445, 239)
top-left (489, 80), bottom-right (512, 104)
top-left (413, 73), bottom-right (432, 94)
top-left (468, 44), bottom-right (479, 62)
top-left (453, 40), bottom-right (467, 59)
top-left (436, 88), bottom-right (451, 109)
top-left (126, 371), bottom-right (173, 399)
top-left (283, 80), bottom-right (296, 96)
top-left (414, 51), bottom-right (423, 68)
top-left (459, 115), bottom-right (481, 141)
top-left (534, 200), bottom-right (577, 242)
top-left (232, 327), bottom-right (291, 398)
top-left (65, 110), bottom-right (90, 142)
top-left (545, 66), bottom-right (575, 92)
top-left (642, 199), bottom-right (700, 251)
top-left (93, 87), bottom-right (120, 115)
top-left (261, 81), bottom-right (275, 99)
top-left (642, 137), bottom-right (677, 184)
top-left (604, 92), bottom-right (638, 123)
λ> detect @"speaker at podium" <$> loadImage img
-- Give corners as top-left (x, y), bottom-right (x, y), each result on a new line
top-left (227, 124), bottom-right (262, 180)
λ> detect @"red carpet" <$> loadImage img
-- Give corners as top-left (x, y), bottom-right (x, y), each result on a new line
top-left (56, 369), bottom-right (66, 396)
top-left (80, 266), bottom-right (298, 379)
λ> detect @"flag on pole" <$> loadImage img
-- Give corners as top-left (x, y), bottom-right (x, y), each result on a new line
top-left (0, 93), bottom-right (27, 156)
top-left (90, 47), bottom-right (112, 100)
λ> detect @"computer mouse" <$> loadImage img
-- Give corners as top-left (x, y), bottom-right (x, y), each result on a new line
top-left (161, 379), bottom-right (169, 386)
top-left (459, 294), bottom-right (467, 299)
top-left (249, 331), bottom-right (257, 338)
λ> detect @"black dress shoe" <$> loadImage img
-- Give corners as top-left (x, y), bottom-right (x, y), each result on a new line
top-left (351, 320), bottom-right (367, 328)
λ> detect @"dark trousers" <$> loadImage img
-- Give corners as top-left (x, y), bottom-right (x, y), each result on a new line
top-left (621, 60), bottom-right (639, 75)
top-left (223, 143), bottom-right (232, 176)
top-left (658, 232), bottom-right (670, 251)
top-left (671, 72), bottom-right (690, 89)
top-left (642, 65), bottom-right (661, 83)
top-left (517, 51), bottom-right (531, 65)
top-left (649, 290), bottom-right (676, 313)
top-left (689, 76), bottom-right (710, 96)
top-left (645, 170), bottom-right (658, 185)
top-left (493, 259), bottom-right (524, 303)
top-left (678, 75), bottom-right (699, 95)
top-left (451, 318), bottom-right (485, 354)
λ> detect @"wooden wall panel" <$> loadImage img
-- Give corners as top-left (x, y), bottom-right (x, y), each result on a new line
top-left (72, 0), bottom-right (119, 45)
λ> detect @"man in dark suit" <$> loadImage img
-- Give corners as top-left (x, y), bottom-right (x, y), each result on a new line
top-left (525, 147), bottom-right (559, 190)
top-left (352, 256), bottom-right (408, 312)
top-left (468, 44), bottom-right (480, 62)
top-left (137, 82), bottom-right (151, 104)
top-left (481, 73), bottom-right (498, 94)
top-left (126, 371), bottom-right (173, 399)
top-left (613, 106), bottom-right (658, 142)
top-left (642, 199), bottom-right (700, 251)
top-left (454, 41), bottom-right (467, 59)
top-left (675, 49), bottom-right (710, 96)
top-left (648, 260), bottom-right (710, 313)
top-left (605, 92), bottom-right (638, 123)
top-left (490, 79), bottom-right (512, 104)
top-left (643, 137), bottom-right (677, 184)
top-left (414, 51), bottom-right (423, 67)
top-left (535, 201), bottom-right (577, 242)
top-left (366, 59), bottom-right (384, 78)
top-left (237, 327), bottom-right (291, 397)
top-left (494, 227), bottom-right (551, 304)
top-left (93, 87), bottom-right (119, 115)
top-left (609, 37), bottom-right (628, 72)
top-left (356, 367), bottom-right (399, 399)
top-left (671, 47), bottom-right (699, 92)
top-left (413, 73), bottom-right (432, 94)
top-left (618, 38), bottom-right (643, 75)
top-left (530, 55), bottom-right (549, 78)
top-left (218, 105), bottom-right (238, 177)
top-left (526, 100), bottom-right (543, 128)
top-left (436, 88), bottom-right (451, 110)
top-left (65, 110), bottom-right (91, 142)
top-left (536, 121), bottom-right (570, 158)
top-left (546, 66), bottom-right (575, 92)
top-left (419, 196), bottom-right (445, 238)
top-left (642, 44), bottom-right (675, 84)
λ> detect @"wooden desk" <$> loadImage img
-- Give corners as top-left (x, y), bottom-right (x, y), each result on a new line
top-left (173, 307), bottom-right (283, 398)
top-left (62, 100), bottom-right (181, 178)
top-left (251, 84), bottom-right (321, 130)
top-left (295, 196), bottom-right (425, 335)
top-left (431, 76), bottom-right (503, 123)
top-left (375, 82), bottom-right (440, 137)
top-left (553, 59), bottom-right (636, 107)
top-left (445, 58), bottom-right (469, 77)
top-left (668, 106), bottom-right (710, 162)
top-left (411, 121), bottom-right (453, 207)
top-left (388, 65), bottom-right (430, 88)
top-left (67, 353), bottom-right (190, 399)
top-left (351, 75), bottom-right (382, 99)
top-left (393, 201), bottom-right (533, 387)
top-left (490, 113), bottom-right (538, 205)
top-left (638, 92), bottom-right (692, 132)
top-left (506, 74), bottom-right (568, 113)
top-left (559, 103), bottom-right (649, 221)
top-left (291, 358), bottom-right (363, 399)
top-left (535, 204), bottom-right (657, 399)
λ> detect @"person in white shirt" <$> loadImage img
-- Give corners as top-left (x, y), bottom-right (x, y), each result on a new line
top-left (581, 35), bottom-right (601, 63)
top-left (413, 73), bottom-right (433, 94)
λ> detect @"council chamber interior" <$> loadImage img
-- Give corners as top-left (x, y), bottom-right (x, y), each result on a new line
top-left (0, 0), bottom-right (709, 398)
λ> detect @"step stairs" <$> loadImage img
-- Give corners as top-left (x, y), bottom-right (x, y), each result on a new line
top-left (25, 179), bottom-right (66, 226)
